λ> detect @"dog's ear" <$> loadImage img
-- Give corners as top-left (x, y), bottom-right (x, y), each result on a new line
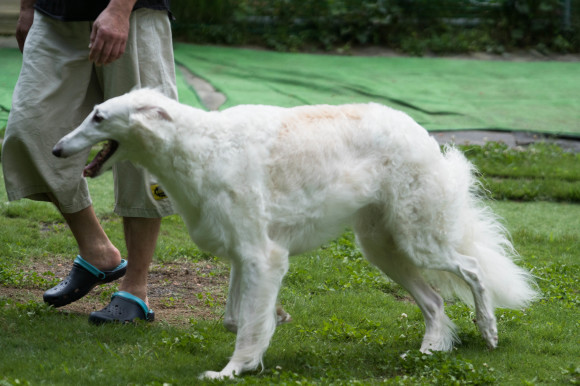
top-left (135, 106), bottom-right (173, 122)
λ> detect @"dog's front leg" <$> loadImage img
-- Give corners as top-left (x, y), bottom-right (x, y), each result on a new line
top-left (224, 260), bottom-right (293, 334)
top-left (201, 244), bottom-right (289, 380)
top-left (223, 260), bottom-right (242, 333)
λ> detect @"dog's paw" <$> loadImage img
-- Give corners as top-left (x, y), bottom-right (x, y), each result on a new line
top-left (199, 370), bottom-right (235, 380)
top-left (475, 315), bottom-right (498, 350)
top-left (276, 305), bottom-right (292, 325)
top-left (483, 331), bottom-right (498, 350)
top-left (200, 362), bottom-right (243, 380)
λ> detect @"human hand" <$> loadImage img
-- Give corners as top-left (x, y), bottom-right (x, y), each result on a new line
top-left (89, 1), bottom-right (135, 65)
top-left (16, 2), bottom-right (35, 52)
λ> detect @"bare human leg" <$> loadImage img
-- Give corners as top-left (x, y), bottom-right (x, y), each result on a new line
top-left (118, 216), bottom-right (161, 305)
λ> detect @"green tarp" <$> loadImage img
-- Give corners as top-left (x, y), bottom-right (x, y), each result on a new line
top-left (1, 44), bottom-right (579, 136)
top-left (173, 44), bottom-right (580, 136)
top-left (0, 48), bottom-right (21, 130)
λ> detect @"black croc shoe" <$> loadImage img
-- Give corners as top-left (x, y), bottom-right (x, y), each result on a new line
top-left (43, 256), bottom-right (127, 307)
top-left (89, 291), bottom-right (154, 324)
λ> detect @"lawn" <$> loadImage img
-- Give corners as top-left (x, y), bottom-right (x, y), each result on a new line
top-left (0, 142), bottom-right (578, 385)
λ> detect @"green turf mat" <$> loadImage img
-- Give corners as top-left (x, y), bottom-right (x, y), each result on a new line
top-left (174, 44), bottom-right (580, 136)
top-left (1, 45), bottom-right (579, 136)
top-left (0, 48), bottom-right (21, 130)
top-left (175, 65), bottom-right (204, 109)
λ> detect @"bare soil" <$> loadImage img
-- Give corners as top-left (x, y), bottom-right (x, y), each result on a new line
top-left (0, 256), bottom-right (230, 327)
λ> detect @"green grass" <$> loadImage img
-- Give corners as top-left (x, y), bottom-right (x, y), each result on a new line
top-left (1, 143), bottom-right (579, 385)
top-left (461, 142), bottom-right (580, 202)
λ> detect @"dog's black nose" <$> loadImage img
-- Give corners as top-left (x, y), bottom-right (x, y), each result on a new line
top-left (52, 145), bottom-right (63, 158)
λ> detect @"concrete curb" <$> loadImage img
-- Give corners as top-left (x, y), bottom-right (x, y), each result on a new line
top-left (431, 130), bottom-right (580, 152)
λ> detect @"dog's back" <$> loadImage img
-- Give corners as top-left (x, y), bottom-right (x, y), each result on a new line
top-left (215, 103), bottom-right (442, 255)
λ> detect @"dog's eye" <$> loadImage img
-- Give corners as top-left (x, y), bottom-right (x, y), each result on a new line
top-left (93, 112), bottom-right (104, 123)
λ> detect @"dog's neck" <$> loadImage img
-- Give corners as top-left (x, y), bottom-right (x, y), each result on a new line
top-left (125, 108), bottom-right (212, 203)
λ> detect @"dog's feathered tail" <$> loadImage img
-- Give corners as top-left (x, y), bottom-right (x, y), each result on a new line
top-left (423, 146), bottom-right (540, 310)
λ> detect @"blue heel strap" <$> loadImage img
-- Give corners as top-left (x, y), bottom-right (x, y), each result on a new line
top-left (112, 291), bottom-right (152, 316)
top-left (74, 256), bottom-right (127, 280)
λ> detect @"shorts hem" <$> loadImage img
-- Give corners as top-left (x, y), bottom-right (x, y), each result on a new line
top-left (113, 204), bottom-right (175, 218)
top-left (6, 185), bottom-right (51, 202)
top-left (5, 186), bottom-right (92, 213)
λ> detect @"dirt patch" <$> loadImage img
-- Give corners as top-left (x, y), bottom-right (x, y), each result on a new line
top-left (0, 256), bottom-right (230, 327)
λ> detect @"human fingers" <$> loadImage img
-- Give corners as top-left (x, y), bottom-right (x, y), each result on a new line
top-left (15, 9), bottom-right (35, 52)
top-left (16, 29), bottom-right (28, 52)
top-left (88, 22), bottom-right (102, 63)
top-left (89, 19), bottom-right (128, 65)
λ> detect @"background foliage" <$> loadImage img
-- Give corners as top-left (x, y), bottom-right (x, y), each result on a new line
top-left (170, 0), bottom-right (580, 54)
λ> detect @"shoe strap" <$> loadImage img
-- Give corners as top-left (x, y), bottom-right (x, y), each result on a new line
top-left (112, 291), bottom-right (152, 317)
top-left (75, 256), bottom-right (106, 279)
top-left (74, 255), bottom-right (127, 280)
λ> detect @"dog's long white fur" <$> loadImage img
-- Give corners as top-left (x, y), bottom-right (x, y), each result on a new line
top-left (54, 89), bottom-right (539, 379)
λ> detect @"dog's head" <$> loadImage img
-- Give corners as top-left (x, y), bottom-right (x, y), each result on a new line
top-left (52, 89), bottom-right (172, 178)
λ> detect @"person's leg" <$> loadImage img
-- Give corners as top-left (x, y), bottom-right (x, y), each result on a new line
top-left (118, 217), bottom-right (161, 304)
top-left (1, 13), bottom-right (130, 306)
top-left (59, 206), bottom-right (121, 271)
top-left (88, 10), bottom-right (176, 321)
top-left (42, 203), bottom-right (126, 307)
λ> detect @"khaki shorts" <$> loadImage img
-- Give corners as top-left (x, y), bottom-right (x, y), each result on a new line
top-left (2, 9), bottom-right (176, 217)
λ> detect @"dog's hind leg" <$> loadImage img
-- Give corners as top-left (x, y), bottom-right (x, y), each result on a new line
top-left (202, 242), bottom-right (289, 380)
top-left (436, 252), bottom-right (498, 349)
top-left (355, 219), bottom-right (458, 352)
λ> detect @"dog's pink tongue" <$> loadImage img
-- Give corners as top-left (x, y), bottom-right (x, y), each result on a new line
top-left (83, 142), bottom-right (110, 177)
top-left (83, 161), bottom-right (99, 178)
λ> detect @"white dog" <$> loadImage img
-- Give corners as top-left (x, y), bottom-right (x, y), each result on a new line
top-left (53, 89), bottom-right (538, 379)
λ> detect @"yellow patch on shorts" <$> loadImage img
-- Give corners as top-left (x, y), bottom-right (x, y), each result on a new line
top-left (150, 184), bottom-right (168, 200)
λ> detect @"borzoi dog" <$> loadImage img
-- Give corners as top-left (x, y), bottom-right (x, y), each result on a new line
top-left (53, 89), bottom-right (538, 379)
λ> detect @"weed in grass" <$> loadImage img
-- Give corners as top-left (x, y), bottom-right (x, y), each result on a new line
top-left (315, 232), bottom-right (406, 298)
top-left (496, 309), bottom-right (529, 329)
top-left (531, 262), bottom-right (579, 309)
top-left (157, 329), bottom-right (207, 354)
top-left (0, 263), bottom-right (58, 288)
top-left (97, 283), bottom-right (120, 303)
top-left (156, 243), bottom-right (207, 263)
top-left (389, 350), bottom-right (497, 385)
top-left (0, 298), bottom-right (56, 319)
top-left (0, 378), bottom-right (31, 386)
top-left (510, 228), bottom-right (579, 309)
top-left (161, 296), bottom-right (180, 308)
top-left (393, 311), bottom-right (426, 347)
top-left (196, 292), bottom-right (217, 307)
top-left (561, 365), bottom-right (580, 384)
top-left (298, 314), bottom-right (389, 345)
